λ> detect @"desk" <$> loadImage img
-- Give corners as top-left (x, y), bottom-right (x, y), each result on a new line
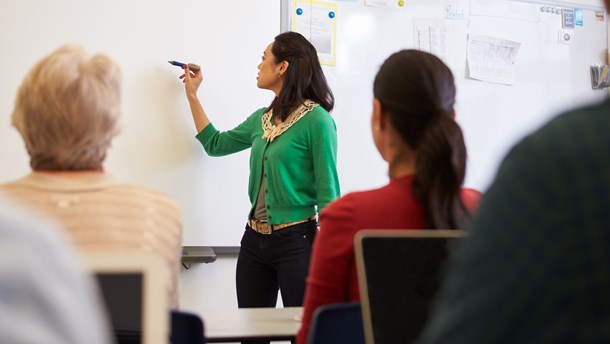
top-left (202, 307), bottom-right (303, 343)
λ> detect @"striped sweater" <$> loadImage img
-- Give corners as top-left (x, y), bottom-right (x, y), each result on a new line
top-left (0, 171), bottom-right (183, 308)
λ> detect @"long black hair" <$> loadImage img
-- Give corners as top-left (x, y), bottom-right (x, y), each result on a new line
top-left (373, 49), bottom-right (470, 229)
top-left (268, 31), bottom-right (334, 121)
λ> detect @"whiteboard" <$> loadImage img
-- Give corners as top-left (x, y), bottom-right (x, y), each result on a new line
top-left (287, 0), bottom-right (608, 208)
top-left (0, 0), bottom-right (280, 247)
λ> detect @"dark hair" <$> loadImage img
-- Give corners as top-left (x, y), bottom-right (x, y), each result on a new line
top-left (268, 31), bottom-right (334, 121)
top-left (373, 49), bottom-right (470, 229)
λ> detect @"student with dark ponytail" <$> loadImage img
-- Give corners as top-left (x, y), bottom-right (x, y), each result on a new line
top-left (297, 49), bottom-right (482, 344)
top-left (373, 50), bottom-right (470, 230)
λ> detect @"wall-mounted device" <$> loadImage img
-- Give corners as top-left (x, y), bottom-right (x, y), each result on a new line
top-left (591, 65), bottom-right (610, 89)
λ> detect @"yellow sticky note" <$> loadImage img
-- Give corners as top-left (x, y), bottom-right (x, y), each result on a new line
top-left (600, 66), bottom-right (608, 82)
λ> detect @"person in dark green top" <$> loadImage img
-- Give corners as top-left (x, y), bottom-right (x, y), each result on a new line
top-left (418, 7), bottom-right (610, 337)
top-left (419, 101), bottom-right (610, 343)
top-left (180, 31), bottom-right (340, 343)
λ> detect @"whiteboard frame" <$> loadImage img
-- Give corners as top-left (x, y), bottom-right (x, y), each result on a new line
top-left (510, 0), bottom-right (605, 10)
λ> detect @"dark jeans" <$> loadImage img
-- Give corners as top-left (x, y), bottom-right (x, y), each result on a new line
top-left (236, 220), bottom-right (317, 344)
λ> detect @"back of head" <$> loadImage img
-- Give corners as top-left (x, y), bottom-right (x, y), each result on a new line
top-left (12, 45), bottom-right (121, 171)
top-left (373, 50), bottom-right (468, 229)
top-left (270, 31), bottom-right (334, 120)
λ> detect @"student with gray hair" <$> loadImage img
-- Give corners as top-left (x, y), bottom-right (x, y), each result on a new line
top-left (1, 45), bottom-right (183, 308)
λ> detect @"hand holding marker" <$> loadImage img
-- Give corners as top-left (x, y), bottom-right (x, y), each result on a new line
top-left (168, 60), bottom-right (200, 72)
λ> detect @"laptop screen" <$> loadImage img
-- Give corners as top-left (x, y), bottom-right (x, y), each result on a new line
top-left (95, 273), bottom-right (144, 343)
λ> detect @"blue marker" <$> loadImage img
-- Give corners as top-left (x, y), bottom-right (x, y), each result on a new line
top-left (168, 60), bottom-right (200, 72)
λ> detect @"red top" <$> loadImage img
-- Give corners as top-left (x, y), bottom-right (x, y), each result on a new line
top-left (296, 174), bottom-right (481, 344)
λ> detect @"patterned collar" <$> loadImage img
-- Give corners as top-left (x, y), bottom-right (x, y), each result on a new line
top-left (261, 100), bottom-right (318, 142)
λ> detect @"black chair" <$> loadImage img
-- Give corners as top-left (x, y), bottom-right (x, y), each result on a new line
top-left (307, 302), bottom-right (364, 344)
top-left (354, 229), bottom-right (467, 344)
top-left (171, 310), bottom-right (205, 344)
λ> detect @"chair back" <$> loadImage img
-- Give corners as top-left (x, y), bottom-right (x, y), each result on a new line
top-left (354, 229), bottom-right (467, 344)
top-left (84, 253), bottom-right (170, 344)
top-left (307, 302), bottom-right (364, 344)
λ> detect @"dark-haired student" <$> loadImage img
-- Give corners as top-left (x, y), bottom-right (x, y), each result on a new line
top-left (296, 49), bottom-right (482, 344)
top-left (180, 31), bottom-right (340, 343)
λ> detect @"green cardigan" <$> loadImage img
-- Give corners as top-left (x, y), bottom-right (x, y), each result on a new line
top-left (196, 105), bottom-right (340, 225)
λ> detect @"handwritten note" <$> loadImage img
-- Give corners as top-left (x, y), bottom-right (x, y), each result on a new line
top-left (445, 5), bottom-right (465, 20)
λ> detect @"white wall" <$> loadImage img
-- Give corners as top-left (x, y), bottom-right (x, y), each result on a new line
top-left (180, 257), bottom-right (239, 313)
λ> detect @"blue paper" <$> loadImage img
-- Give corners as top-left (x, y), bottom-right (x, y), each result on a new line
top-left (562, 8), bottom-right (575, 29)
top-left (575, 9), bottom-right (584, 26)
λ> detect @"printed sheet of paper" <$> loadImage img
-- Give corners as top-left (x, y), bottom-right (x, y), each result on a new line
top-left (292, 0), bottom-right (338, 65)
top-left (467, 34), bottom-right (521, 85)
top-left (413, 18), bottom-right (448, 63)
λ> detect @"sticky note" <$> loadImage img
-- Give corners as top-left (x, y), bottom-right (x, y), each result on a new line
top-left (575, 9), bottom-right (584, 26)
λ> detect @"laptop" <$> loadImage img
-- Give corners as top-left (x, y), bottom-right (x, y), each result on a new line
top-left (83, 253), bottom-right (170, 344)
top-left (354, 229), bottom-right (467, 344)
